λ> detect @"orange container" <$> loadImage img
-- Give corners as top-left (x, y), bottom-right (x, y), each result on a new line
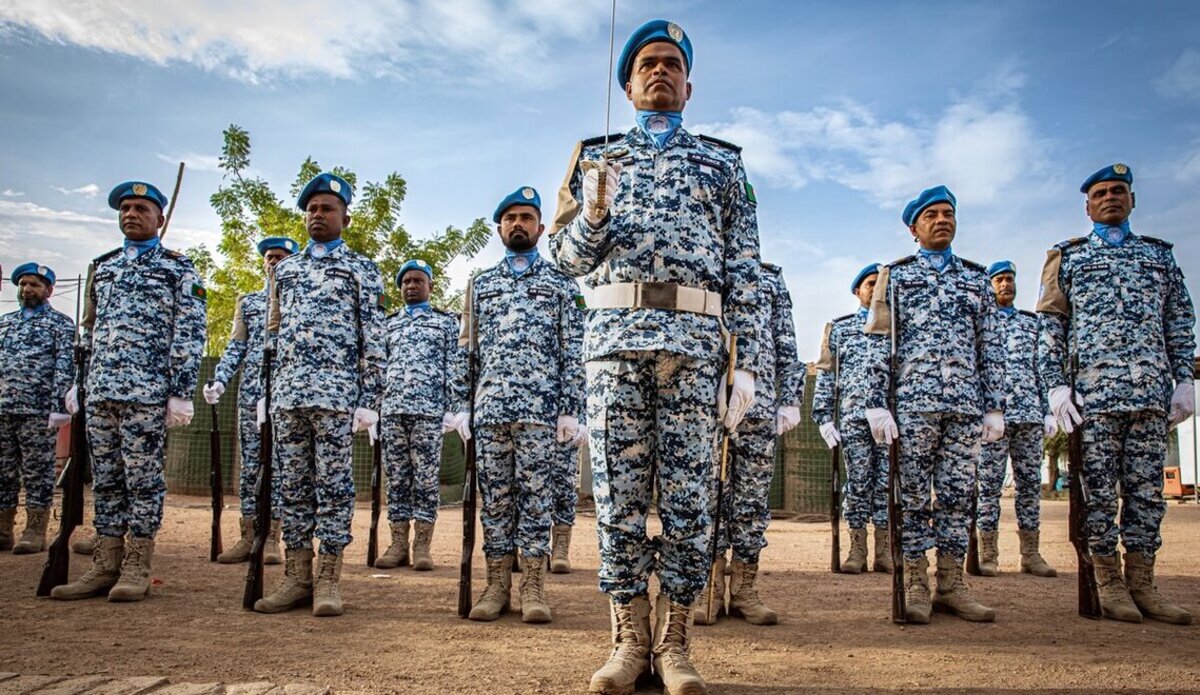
top-left (1163, 467), bottom-right (1194, 497)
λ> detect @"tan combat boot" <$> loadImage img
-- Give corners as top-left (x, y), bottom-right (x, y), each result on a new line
top-left (1092, 554), bottom-right (1142, 622)
top-left (978, 530), bottom-right (1000, 577)
top-left (903, 556), bottom-right (932, 624)
top-left (932, 552), bottom-right (995, 622)
top-left (374, 520), bottom-right (410, 569)
top-left (728, 558), bottom-right (778, 625)
top-left (1017, 529), bottom-right (1056, 577)
top-left (312, 552), bottom-right (345, 617)
top-left (50, 535), bottom-right (123, 600)
top-left (71, 526), bottom-right (96, 555)
top-left (468, 554), bottom-right (513, 621)
top-left (108, 537), bottom-right (155, 602)
top-left (841, 528), bottom-right (868, 573)
top-left (873, 527), bottom-right (894, 573)
top-left (651, 594), bottom-right (708, 695)
top-left (0, 508), bottom-right (14, 551)
top-left (13, 507), bottom-right (49, 554)
top-left (588, 596), bottom-right (652, 695)
top-left (254, 547), bottom-right (315, 613)
top-left (550, 523), bottom-right (572, 574)
top-left (264, 520), bottom-right (283, 565)
top-left (412, 520), bottom-right (434, 571)
top-left (519, 554), bottom-right (552, 623)
top-left (217, 516), bottom-right (255, 563)
top-left (1124, 552), bottom-right (1192, 625)
top-left (693, 555), bottom-right (725, 625)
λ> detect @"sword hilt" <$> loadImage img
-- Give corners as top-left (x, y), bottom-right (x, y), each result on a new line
top-left (593, 167), bottom-right (608, 220)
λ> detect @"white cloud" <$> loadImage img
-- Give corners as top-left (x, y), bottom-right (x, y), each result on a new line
top-left (156, 152), bottom-right (222, 173)
top-left (50, 183), bottom-right (100, 198)
top-left (2, 189), bottom-right (23, 197)
top-left (1156, 48), bottom-right (1200, 100)
top-left (1176, 140), bottom-right (1200, 183)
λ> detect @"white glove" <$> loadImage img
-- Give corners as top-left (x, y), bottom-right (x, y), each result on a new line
top-left (203, 381), bottom-right (225, 405)
top-left (1043, 414), bottom-right (1059, 438)
top-left (452, 412), bottom-right (472, 442)
top-left (981, 411), bottom-right (1005, 443)
top-left (716, 369), bottom-right (756, 431)
top-left (352, 407), bottom-right (380, 434)
top-left (569, 423), bottom-right (588, 447)
top-left (818, 422), bottom-right (841, 449)
top-left (776, 405), bottom-right (802, 435)
top-left (256, 398), bottom-right (267, 428)
top-left (442, 412), bottom-right (457, 434)
top-left (1168, 383), bottom-right (1195, 430)
top-left (556, 415), bottom-right (581, 444)
top-left (582, 160), bottom-right (623, 227)
top-left (166, 396), bottom-right (194, 428)
top-left (65, 385), bottom-right (79, 415)
top-left (48, 413), bottom-right (71, 430)
top-left (866, 408), bottom-right (898, 445)
top-left (1049, 385), bottom-right (1084, 434)
top-left (368, 422), bottom-right (379, 446)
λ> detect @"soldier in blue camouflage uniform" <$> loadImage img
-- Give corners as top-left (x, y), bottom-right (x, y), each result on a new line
top-left (254, 173), bottom-right (387, 618)
top-left (812, 264), bottom-right (892, 575)
top-left (465, 186), bottom-right (585, 625)
top-left (205, 237), bottom-right (298, 565)
top-left (52, 181), bottom-right (207, 603)
top-left (549, 440), bottom-right (582, 574)
top-left (864, 185), bottom-right (1005, 624)
top-left (375, 258), bottom-right (468, 572)
top-left (1037, 163), bottom-right (1194, 625)
top-left (0, 263), bottom-right (74, 554)
top-left (974, 260), bottom-right (1057, 578)
top-left (551, 20), bottom-right (762, 695)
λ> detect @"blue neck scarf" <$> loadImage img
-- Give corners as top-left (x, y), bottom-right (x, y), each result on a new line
top-left (306, 238), bottom-right (344, 258)
top-left (856, 306), bottom-right (869, 318)
top-left (918, 245), bottom-right (954, 273)
top-left (998, 306), bottom-right (1016, 316)
top-left (636, 110), bottom-right (683, 149)
top-left (1092, 220), bottom-right (1131, 247)
top-left (505, 248), bottom-right (539, 276)
top-left (405, 301), bottom-right (431, 316)
top-left (21, 303), bottom-right (48, 320)
top-left (122, 236), bottom-right (160, 260)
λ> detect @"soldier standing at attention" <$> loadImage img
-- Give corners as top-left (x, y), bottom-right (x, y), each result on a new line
top-left (205, 237), bottom-right (298, 565)
top-left (1037, 163), bottom-right (1194, 624)
top-left (465, 186), bottom-right (586, 624)
top-left (551, 20), bottom-right (762, 695)
top-left (812, 264), bottom-right (892, 575)
top-left (864, 185), bottom-right (1005, 624)
top-left (374, 259), bottom-right (468, 571)
top-left (52, 181), bottom-right (207, 602)
top-left (973, 260), bottom-right (1057, 578)
top-left (0, 263), bottom-right (74, 554)
top-left (549, 436), bottom-right (583, 574)
top-left (254, 173), bottom-right (387, 617)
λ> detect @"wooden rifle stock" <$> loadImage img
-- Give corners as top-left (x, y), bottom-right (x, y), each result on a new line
top-left (1067, 340), bottom-right (1102, 619)
top-left (457, 304), bottom-right (479, 618)
top-left (367, 436), bottom-right (382, 567)
top-left (242, 347), bottom-right (274, 610)
top-left (705, 336), bottom-right (737, 621)
top-left (830, 352), bottom-right (842, 574)
top-left (208, 385), bottom-right (224, 562)
top-left (886, 284), bottom-right (906, 623)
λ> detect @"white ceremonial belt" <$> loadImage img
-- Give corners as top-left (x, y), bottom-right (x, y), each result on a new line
top-left (586, 282), bottom-right (722, 318)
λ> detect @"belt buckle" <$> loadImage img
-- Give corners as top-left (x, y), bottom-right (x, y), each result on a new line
top-left (637, 282), bottom-right (677, 310)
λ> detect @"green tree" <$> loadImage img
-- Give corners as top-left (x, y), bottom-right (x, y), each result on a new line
top-left (194, 124), bottom-right (490, 356)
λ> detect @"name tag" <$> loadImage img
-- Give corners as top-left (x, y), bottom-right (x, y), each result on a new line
top-left (144, 269), bottom-right (174, 283)
top-left (1081, 261), bottom-right (1109, 273)
top-left (325, 268), bottom-right (355, 282)
top-left (1140, 261), bottom-right (1167, 272)
top-left (955, 280), bottom-right (979, 293)
top-left (687, 153), bottom-right (726, 173)
top-left (528, 287), bottom-right (556, 299)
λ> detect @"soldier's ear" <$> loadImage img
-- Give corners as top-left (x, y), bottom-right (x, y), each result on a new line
top-left (685, 81), bottom-right (692, 102)
top-left (343, 211), bottom-right (352, 228)
top-left (1130, 191), bottom-right (1136, 210)
top-left (624, 81), bottom-right (634, 102)
top-left (909, 224), bottom-right (918, 241)
top-left (156, 212), bottom-right (166, 229)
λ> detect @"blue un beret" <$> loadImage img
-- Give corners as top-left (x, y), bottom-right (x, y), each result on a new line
top-left (256, 237), bottom-right (299, 256)
top-left (616, 19), bottom-right (693, 87)
top-left (902, 185), bottom-right (957, 226)
top-left (1080, 163), bottom-right (1132, 194)
top-left (10, 262), bottom-right (55, 286)
top-left (988, 260), bottom-right (1016, 278)
top-left (108, 181), bottom-right (168, 211)
top-left (297, 172), bottom-right (353, 211)
top-left (850, 263), bottom-right (881, 293)
top-left (396, 259), bottom-right (433, 287)
top-left (493, 186), bottom-right (541, 223)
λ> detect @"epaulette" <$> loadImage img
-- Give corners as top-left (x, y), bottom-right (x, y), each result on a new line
top-left (761, 262), bottom-right (780, 273)
top-left (163, 249), bottom-right (184, 259)
top-left (887, 255), bottom-right (917, 268)
top-left (581, 133), bottom-right (627, 147)
top-left (960, 258), bottom-right (986, 272)
top-left (1054, 237), bottom-right (1087, 251)
top-left (697, 134), bottom-right (742, 153)
top-left (434, 307), bottom-right (460, 318)
top-left (92, 248), bottom-right (122, 265)
top-left (1018, 309), bottom-right (1037, 319)
top-left (832, 313), bottom-right (856, 323)
top-left (1140, 235), bottom-right (1173, 248)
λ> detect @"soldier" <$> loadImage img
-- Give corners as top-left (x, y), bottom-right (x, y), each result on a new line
top-left (974, 260), bottom-right (1057, 578)
top-left (253, 173), bottom-right (387, 617)
top-left (812, 263), bottom-right (892, 575)
top-left (863, 185), bottom-right (1005, 624)
top-left (551, 20), bottom-right (762, 695)
top-left (1037, 163), bottom-right (1194, 625)
top-left (375, 258), bottom-right (468, 571)
top-left (465, 186), bottom-right (585, 624)
top-left (0, 263), bottom-right (74, 554)
top-left (696, 261), bottom-right (800, 626)
top-left (52, 181), bottom-right (207, 602)
top-left (549, 439), bottom-right (583, 574)
top-left (204, 237), bottom-right (299, 565)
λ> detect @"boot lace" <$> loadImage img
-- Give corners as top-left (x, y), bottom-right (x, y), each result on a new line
top-left (520, 558), bottom-right (546, 602)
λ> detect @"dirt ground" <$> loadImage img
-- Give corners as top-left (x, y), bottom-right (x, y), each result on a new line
top-left (2, 497), bottom-right (1198, 695)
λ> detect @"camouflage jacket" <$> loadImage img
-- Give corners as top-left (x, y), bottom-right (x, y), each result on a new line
top-left (0, 305), bottom-right (75, 416)
top-left (811, 309), bottom-right (889, 424)
top-left (214, 289), bottom-right (272, 408)
top-left (996, 308), bottom-right (1047, 425)
top-left (383, 306), bottom-right (467, 418)
top-left (746, 263), bottom-right (804, 420)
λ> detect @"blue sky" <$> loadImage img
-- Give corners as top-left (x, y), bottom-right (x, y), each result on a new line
top-left (1, 0), bottom-right (1198, 357)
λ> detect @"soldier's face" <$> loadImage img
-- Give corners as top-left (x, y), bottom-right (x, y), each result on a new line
top-left (263, 248), bottom-right (291, 272)
top-left (991, 272), bottom-right (1016, 307)
top-left (626, 42), bottom-right (691, 112)
top-left (305, 194), bottom-right (350, 242)
top-left (909, 203), bottom-right (956, 251)
top-left (1085, 181), bottom-right (1134, 226)
top-left (401, 270), bottom-right (431, 305)
top-left (118, 198), bottom-right (164, 241)
top-left (855, 274), bottom-right (877, 307)
top-left (17, 275), bottom-right (51, 308)
top-left (498, 206), bottom-right (544, 252)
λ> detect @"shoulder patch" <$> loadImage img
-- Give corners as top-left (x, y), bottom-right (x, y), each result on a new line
top-left (92, 248), bottom-right (122, 264)
top-left (697, 134), bottom-right (742, 153)
top-left (888, 255), bottom-right (917, 268)
top-left (1140, 235), bottom-right (1173, 248)
top-left (1054, 236), bottom-right (1087, 251)
top-left (832, 313), bottom-right (856, 323)
top-left (959, 258), bottom-right (986, 272)
top-left (581, 132), bottom-right (628, 147)
top-left (190, 282), bottom-right (206, 300)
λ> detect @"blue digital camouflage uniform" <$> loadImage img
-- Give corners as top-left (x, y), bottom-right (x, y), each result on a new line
top-left (83, 243), bottom-right (207, 539)
top-left (467, 254), bottom-right (585, 559)
top-left (0, 304), bottom-right (75, 510)
top-left (813, 308), bottom-right (890, 530)
top-left (1037, 231), bottom-right (1195, 556)
top-left (552, 442), bottom-right (580, 527)
top-left (865, 253), bottom-right (1004, 561)
top-left (382, 304), bottom-right (466, 524)
top-left (551, 125), bottom-right (762, 605)
top-left (270, 242), bottom-right (386, 554)
top-left (977, 308), bottom-right (1047, 532)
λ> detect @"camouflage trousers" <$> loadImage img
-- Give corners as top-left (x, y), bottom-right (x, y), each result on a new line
top-left (274, 408), bottom-right (356, 554)
top-left (977, 421), bottom-right (1043, 532)
top-left (708, 416), bottom-right (775, 564)
top-left (841, 417), bottom-right (889, 530)
top-left (0, 414), bottom-right (56, 509)
top-left (87, 400), bottom-right (167, 539)
top-left (382, 413), bottom-right (443, 524)
top-left (476, 422), bottom-right (555, 559)
top-left (1082, 411), bottom-right (1167, 557)
top-left (588, 352), bottom-right (720, 606)
top-left (897, 412), bottom-right (980, 561)
top-left (236, 405), bottom-right (282, 519)
top-left (552, 441), bottom-right (580, 527)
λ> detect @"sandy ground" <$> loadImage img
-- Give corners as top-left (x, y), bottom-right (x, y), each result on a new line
top-left (2, 497), bottom-right (1198, 694)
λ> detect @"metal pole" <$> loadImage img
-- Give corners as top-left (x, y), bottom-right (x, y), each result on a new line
top-left (1192, 379), bottom-right (1198, 505)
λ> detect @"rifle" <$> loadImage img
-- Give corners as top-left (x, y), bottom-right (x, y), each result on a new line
top-left (243, 267), bottom-right (276, 610)
top-left (457, 293), bottom-right (479, 618)
top-left (208, 382), bottom-right (224, 562)
top-left (966, 488), bottom-right (981, 576)
top-left (706, 335), bottom-right (737, 621)
top-left (367, 434), bottom-right (382, 567)
top-left (1067, 309), bottom-right (1101, 619)
top-left (830, 351), bottom-right (842, 574)
top-left (37, 344), bottom-right (91, 596)
top-left (886, 283), bottom-right (906, 623)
